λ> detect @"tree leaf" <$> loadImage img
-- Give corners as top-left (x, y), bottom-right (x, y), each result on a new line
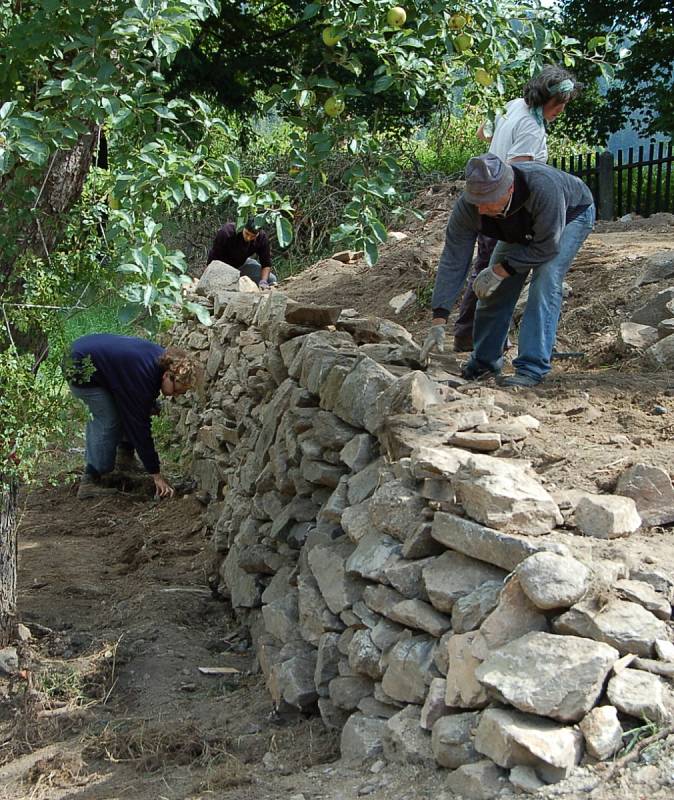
top-left (275, 215), bottom-right (293, 248)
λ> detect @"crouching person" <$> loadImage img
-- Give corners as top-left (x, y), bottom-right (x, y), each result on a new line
top-left (67, 333), bottom-right (198, 500)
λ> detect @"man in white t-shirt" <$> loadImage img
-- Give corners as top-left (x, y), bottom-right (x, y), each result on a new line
top-left (453, 66), bottom-right (580, 351)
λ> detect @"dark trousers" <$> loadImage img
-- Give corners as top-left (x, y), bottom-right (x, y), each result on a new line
top-left (453, 233), bottom-right (498, 340)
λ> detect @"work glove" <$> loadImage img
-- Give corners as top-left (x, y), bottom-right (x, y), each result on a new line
top-left (420, 324), bottom-right (445, 365)
top-left (473, 265), bottom-right (506, 300)
top-left (258, 279), bottom-right (270, 290)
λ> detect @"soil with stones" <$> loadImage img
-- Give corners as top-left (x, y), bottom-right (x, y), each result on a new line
top-left (2, 188), bottom-right (674, 799)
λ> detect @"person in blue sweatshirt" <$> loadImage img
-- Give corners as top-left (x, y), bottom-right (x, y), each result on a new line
top-left (67, 334), bottom-right (199, 499)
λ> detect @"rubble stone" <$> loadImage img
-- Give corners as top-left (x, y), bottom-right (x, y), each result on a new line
top-left (615, 463), bottom-right (674, 526)
top-left (445, 632), bottom-right (489, 709)
top-left (368, 480), bottom-right (427, 542)
top-left (348, 629), bottom-right (383, 680)
top-left (329, 675), bottom-right (374, 711)
top-left (308, 539), bottom-right (365, 615)
top-left (383, 706), bottom-right (435, 766)
top-left (607, 668), bottom-right (669, 722)
top-left (388, 598), bottom-right (451, 637)
top-left (431, 711), bottom-right (481, 769)
top-left (616, 579), bottom-right (672, 620)
top-left (345, 531), bottom-right (402, 583)
top-left (452, 581), bottom-right (504, 633)
top-left (444, 760), bottom-right (508, 800)
top-left (420, 678), bottom-right (452, 731)
top-left (579, 706), bottom-right (623, 761)
top-left (479, 578), bottom-right (548, 652)
top-left (340, 713), bottom-right (386, 762)
top-left (423, 551), bottom-right (507, 613)
top-left (575, 494), bottom-right (641, 538)
top-left (516, 552), bottom-right (590, 610)
top-left (381, 636), bottom-right (435, 704)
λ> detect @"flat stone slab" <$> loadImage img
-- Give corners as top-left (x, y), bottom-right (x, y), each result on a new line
top-left (555, 598), bottom-right (668, 657)
top-left (431, 512), bottom-right (570, 572)
top-left (422, 551), bottom-right (507, 613)
top-left (475, 632), bottom-right (619, 722)
top-left (388, 598), bottom-right (451, 637)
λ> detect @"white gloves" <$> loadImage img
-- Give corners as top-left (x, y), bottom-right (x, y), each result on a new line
top-left (420, 324), bottom-right (445, 364)
top-left (473, 265), bottom-right (505, 300)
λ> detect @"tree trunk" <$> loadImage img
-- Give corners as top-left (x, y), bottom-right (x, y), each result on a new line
top-left (0, 478), bottom-right (18, 646)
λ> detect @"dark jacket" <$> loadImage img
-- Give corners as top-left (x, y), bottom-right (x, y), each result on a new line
top-left (207, 222), bottom-right (272, 269)
top-left (432, 163), bottom-right (593, 319)
top-left (69, 334), bottom-right (164, 473)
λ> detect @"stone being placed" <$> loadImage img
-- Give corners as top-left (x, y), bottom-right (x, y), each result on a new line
top-left (369, 371), bottom-right (441, 433)
top-left (381, 636), bottom-right (435, 704)
top-left (475, 632), bottom-right (619, 722)
top-left (574, 494), bottom-right (641, 538)
top-left (607, 668), bottom-right (670, 723)
top-left (453, 453), bottom-right (563, 535)
top-left (368, 479), bottom-right (427, 542)
top-left (478, 578), bottom-right (548, 652)
top-left (332, 356), bottom-right (396, 433)
top-left (474, 707), bottom-right (583, 784)
top-left (431, 512), bottom-right (570, 572)
top-left (340, 713), bottom-right (386, 762)
top-left (445, 631), bottom-right (489, 709)
top-left (555, 598), bottom-right (668, 657)
top-left (516, 552), bottom-right (590, 610)
top-left (423, 551), bottom-right (507, 613)
top-left (420, 678), bottom-right (453, 730)
top-left (431, 711), bottom-right (482, 769)
top-left (615, 463), bottom-right (674, 526)
top-left (579, 706), bottom-right (623, 761)
top-left (451, 581), bottom-right (504, 634)
top-left (383, 706), bottom-right (435, 766)
top-left (196, 260), bottom-right (240, 295)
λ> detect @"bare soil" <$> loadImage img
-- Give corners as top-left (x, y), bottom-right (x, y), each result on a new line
top-left (3, 191), bottom-right (674, 799)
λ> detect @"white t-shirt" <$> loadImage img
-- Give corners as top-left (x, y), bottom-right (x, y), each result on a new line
top-left (488, 98), bottom-right (548, 164)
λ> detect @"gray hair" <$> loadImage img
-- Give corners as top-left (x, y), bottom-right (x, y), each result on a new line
top-left (523, 65), bottom-right (582, 107)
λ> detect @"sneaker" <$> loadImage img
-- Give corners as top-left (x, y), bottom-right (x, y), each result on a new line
top-left (77, 473), bottom-right (118, 500)
top-left (498, 373), bottom-right (541, 388)
top-left (453, 335), bottom-right (473, 353)
top-left (460, 363), bottom-right (498, 381)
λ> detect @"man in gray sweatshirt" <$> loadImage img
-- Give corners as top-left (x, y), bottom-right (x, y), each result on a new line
top-left (420, 154), bottom-right (594, 387)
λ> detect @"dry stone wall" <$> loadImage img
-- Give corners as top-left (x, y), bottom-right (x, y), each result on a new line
top-left (169, 282), bottom-right (674, 794)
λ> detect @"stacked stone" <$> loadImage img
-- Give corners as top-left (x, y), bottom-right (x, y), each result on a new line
top-left (169, 281), bottom-right (674, 796)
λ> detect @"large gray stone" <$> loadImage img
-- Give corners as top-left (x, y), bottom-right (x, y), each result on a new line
top-left (368, 480), bottom-right (427, 541)
top-left (636, 251), bottom-right (674, 285)
top-left (332, 357), bottom-right (396, 433)
top-left (383, 706), bottom-right (435, 766)
top-left (388, 599), bottom-right (451, 637)
top-left (347, 458), bottom-right (385, 505)
top-left (410, 445), bottom-right (473, 480)
top-left (268, 642), bottom-right (318, 711)
top-left (474, 707), bottom-right (583, 783)
top-left (476, 632), bottom-right (619, 722)
top-left (432, 711), bottom-right (482, 769)
top-left (315, 632), bottom-right (341, 693)
top-left (575, 494), bottom-right (641, 538)
top-left (329, 675), bottom-right (374, 711)
top-left (340, 433), bottom-right (377, 472)
top-left (431, 512), bottom-right (570, 572)
top-left (312, 410), bottom-right (359, 449)
top-left (368, 371), bottom-right (441, 433)
top-left (516, 552), bottom-right (590, 610)
top-left (385, 557), bottom-right (432, 600)
top-left (555, 598), bottom-right (668, 657)
top-left (381, 636), bottom-right (435, 704)
top-left (454, 454), bottom-right (563, 535)
top-left (262, 591), bottom-right (302, 644)
top-left (615, 463), bottom-right (674, 526)
top-left (452, 581), bottom-right (503, 634)
top-left (371, 618), bottom-right (407, 653)
top-left (648, 333), bottom-right (674, 368)
top-left (444, 760), bottom-right (508, 800)
top-left (401, 521), bottom-right (445, 559)
top-left (340, 713), bottom-right (386, 762)
top-left (345, 531), bottom-right (402, 583)
top-left (348, 628), bottom-right (383, 680)
top-left (308, 539), bottom-right (365, 615)
top-left (579, 706), bottom-right (623, 761)
top-left (607, 668), bottom-right (669, 722)
top-left (298, 572), bottom-right (343, 645)
top-left (619, 322), bottom-right (659, 349)
top-left (363, 584), bottom-right (406, 617)
top-left (197, 260), bottom-right (240, 295)
top-left (479, 578), bottom-right (548, 652)
top-left (423, 551), bottom-right (507, 613)
top-left (341, 501), bottom-right (372, 543)
top-left (445, 631), bottom-right (489, 709)
top-left (616, 579), bottom-right (672, 620)
top-left (631, 286), bottom-right (674, 326)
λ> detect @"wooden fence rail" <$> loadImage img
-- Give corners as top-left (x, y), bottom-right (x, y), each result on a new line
top-left (551, 141), bottom-right (673, 220)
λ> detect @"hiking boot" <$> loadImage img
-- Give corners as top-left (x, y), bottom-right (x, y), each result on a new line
top-left (77, 473), bottom-right (118, 500)
top-left (460, 362), bottom-right (499, 381)
top-left (497, 373), bottom-right (541, 388)
top-left (115, 448), bottom-right (142, 474)
top-left (453, 335), bottom-right (473, 353)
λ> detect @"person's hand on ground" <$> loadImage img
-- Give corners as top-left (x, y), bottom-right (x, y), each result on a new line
top-left (473, 264), bottom-right (506, 300)
top-left (258, 279), bottom-right (270, 290)
top-left (152, 474), bottom-right (175, 499)
top-left (420, 324), bottom-right (446, 365)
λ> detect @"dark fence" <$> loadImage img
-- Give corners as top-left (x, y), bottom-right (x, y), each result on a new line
top-left (551, 141), bottom-right (673, 220)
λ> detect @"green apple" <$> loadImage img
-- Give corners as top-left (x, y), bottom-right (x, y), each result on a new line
top-left (454, 32), bottom-right (473, 51)
top-left (475, 68), bottom-right (494, 86)
top-left (386, 6), bottom-right (406, 27)
top-left (448, 13), bottom-right (466, 30)
top-left (322, 26), bottom-right (341, 47)
top-left (324, 95), bottom-right (345, 117)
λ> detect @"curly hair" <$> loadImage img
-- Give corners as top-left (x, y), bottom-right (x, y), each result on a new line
top-left (523, 65), bottom-right (582, 108)
top-left (157, 347), bottom-right (201, 389)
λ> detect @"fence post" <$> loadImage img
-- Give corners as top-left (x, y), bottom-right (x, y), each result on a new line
top-left (597, 150), bottom-right (614, 220)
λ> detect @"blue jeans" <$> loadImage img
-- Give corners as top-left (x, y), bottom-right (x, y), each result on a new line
top-left (239, 259), bottom-right (278, 285)
top-left (70, 385), bottom-right (123, 475)
top-left (465, 205), bottom-right (595, 382)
